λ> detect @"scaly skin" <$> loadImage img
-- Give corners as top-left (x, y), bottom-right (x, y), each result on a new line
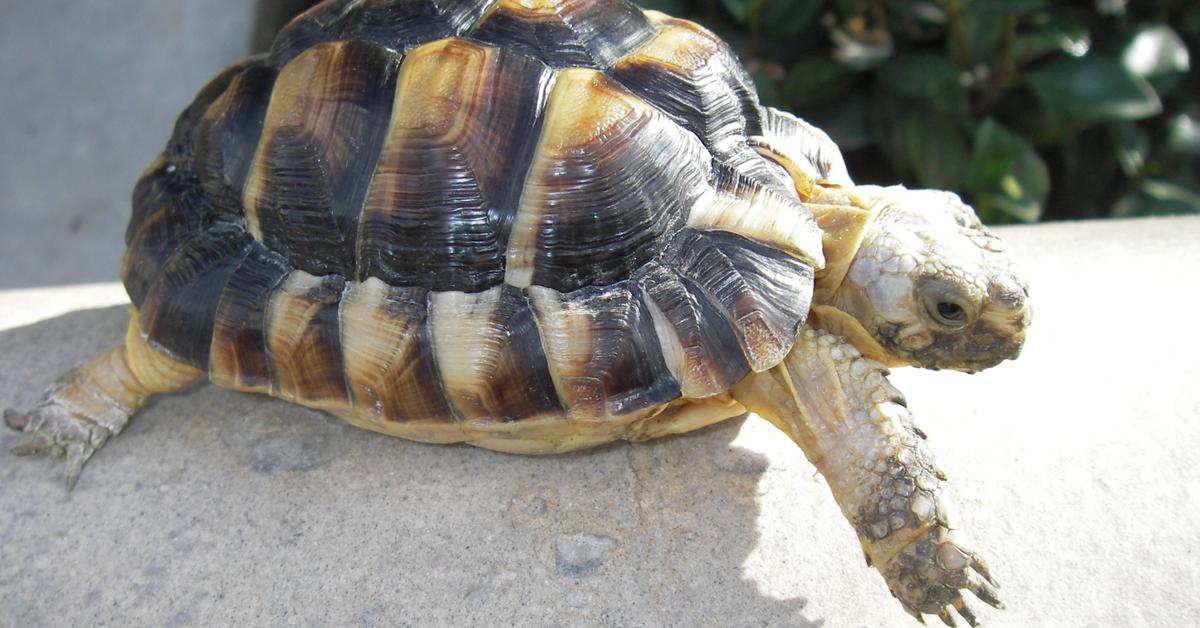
top-left (733, 327), bottom-right (1002, 625)
top-left (4, 309), bottom-right (200, 488)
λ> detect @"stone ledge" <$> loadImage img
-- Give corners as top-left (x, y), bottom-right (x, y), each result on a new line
top-left (2, 216), bottom-right (1198, 627)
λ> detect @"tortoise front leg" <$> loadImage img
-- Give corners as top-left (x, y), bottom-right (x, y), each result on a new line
top-left (732, 326), bottom-right (1001, 625)
top-left (5, 309), bottom-right (200, 488)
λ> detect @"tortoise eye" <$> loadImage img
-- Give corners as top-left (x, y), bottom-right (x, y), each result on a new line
top-left (936, 302), bottom-right (966, 324)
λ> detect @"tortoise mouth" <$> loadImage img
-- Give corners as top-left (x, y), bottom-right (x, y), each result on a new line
top-left (905, 336), bottom-right (1025, 373)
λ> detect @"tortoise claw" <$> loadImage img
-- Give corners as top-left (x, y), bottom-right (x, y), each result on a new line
top-left (4, 407), bottom-right (30, 431)
top-left (6, 401), bottom-right (111, 490)
top-left (883, 525), bottom-right (1002, 625)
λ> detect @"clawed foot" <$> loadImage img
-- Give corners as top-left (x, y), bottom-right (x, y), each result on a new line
top-left (4, 397), bottom-right (113, 490)
top-left (884, 525), bottom-right (1002, 626)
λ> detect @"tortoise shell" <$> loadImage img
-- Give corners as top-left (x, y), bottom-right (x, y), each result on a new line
top-left (121, 0), bottom-right (823, 446)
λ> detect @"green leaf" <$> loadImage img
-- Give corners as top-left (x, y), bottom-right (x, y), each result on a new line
top-left (1122, 25), bottom-right (1191, 95)
top-left (1095, 0), bottom-right (1126, 16)
top-left (956, 0), bottom-right (1046, 64)
top-left (965, 118), bottom-right (1049, 222)
top-left (1011, 22), bottom-right (1091, 64)
top-left (903, 107), bottom-right (970, 189)
top-left (1112, 180), bottom-right (1200, 217)
top-left (1166, 110), bottom-right (1200, 156)
top-left (751, 68), bottom-right (786, 108)
top-left (755, 0), bottom-right (824, 39)
top-left (721, 0), bottom-right (757, 23)
top-left (1109, 122), bottom-right (1150, 178)
top-left (877, 53), bottom-right (969, 114)
top-left (1026, 55), bottom-right (1162, 124)
top-left (804, 92), bottom-right (873, 151)
top-left (783, 56), bottom-right (856, 108)
top-left (1122, 25), bottom-right (1190, 78)
top-left (828, 20), bottom-right (894, 70)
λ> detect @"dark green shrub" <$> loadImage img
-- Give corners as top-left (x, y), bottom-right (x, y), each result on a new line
top-left (641, 0), bottom-right (1199, 222)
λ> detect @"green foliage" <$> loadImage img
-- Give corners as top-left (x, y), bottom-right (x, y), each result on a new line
top-left (640, 0), bottom-right (1200, 222)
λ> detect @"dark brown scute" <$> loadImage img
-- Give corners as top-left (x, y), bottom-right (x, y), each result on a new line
top-left (340, 281), bottom-right (456, 423)
top-left (270, 0), bottom-right (495, 65)
top-left (164, 57), bottom-right (264, 159)
top-left (247, 39), bottom-right (400, 277)
top-left (468, 0), bottom-right (654, 68)
top-left (138, 225), bottom-right (254, 366)
top-left (634, 263), bottom-right (750, 397)
top-left (608, 17), bottom-right (794, 196)
top-left (266, 273), bottom-right (352, 406)
top-left (268, 0), bottom-right (359, 65)
top-left (514, 70), bottom-right (709, 292)
top-left (608, 18), bottom-right (762, 153)
top-left (343, 0), bottom-right (497, 49)
top-left (209, 243), bottom-right (292, 391)
top-left (195, 63), bottom-right (278, 219)
top-left (356, 40), bottom-right (553, 292)
top-left (663, 229), bottom-right (813, 371)
top-left (124, 161), bottom-right (217, 307)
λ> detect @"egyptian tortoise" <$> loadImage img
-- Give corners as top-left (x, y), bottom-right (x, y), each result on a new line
top-left (5, 0), bottom-right (1031, 623)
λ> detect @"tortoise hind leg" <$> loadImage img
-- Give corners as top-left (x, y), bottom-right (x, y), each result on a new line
top-left (5, 309), bottom-right (201, 488)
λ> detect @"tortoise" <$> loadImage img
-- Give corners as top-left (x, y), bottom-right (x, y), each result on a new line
top-left (4, 0), bottom-right (1031, 624)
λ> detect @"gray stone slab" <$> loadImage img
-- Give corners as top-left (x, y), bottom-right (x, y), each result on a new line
top-left (1, 216), bottom-right (1198, 627)
top-left (0, 0), bottom-right (258, 289)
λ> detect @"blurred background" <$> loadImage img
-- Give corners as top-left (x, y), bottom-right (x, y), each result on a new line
top-left (638, 0), bottom-right (1200, 224)
top-left (0, 0), bottom-right (1196, 289)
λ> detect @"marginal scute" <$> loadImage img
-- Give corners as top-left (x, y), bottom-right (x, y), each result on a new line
top-left (139, 224), bottom-right (253, 367)
top-left (209, 243), bottom-right (292, 392)
top-left (340, 278), bottom-right (458, 425)
top-left (664, 229), bottom-right (814, 371)
top-left (123, 160), bottom-right (216, 307)
top-left (265, 271), bottom-right (351, 408)
top-left (469, 0), bottom-right (655, 68)
top-left (634, 263), bottom-right (750, 397)
top-left (357, 38), bottom-right (553, 291)
top-left (750, 106), bottom-right (853, 190)
top-left (529, 282), bottom-right (680, 420)
top-left (428, 286), bottom-right (563, 426)
top-left (505, 68), bottom-right (706, 291)
top-left (244, 39), bottom-right (399, 277)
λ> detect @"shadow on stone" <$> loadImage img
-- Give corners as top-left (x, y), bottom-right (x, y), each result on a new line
top-left (1, 304), bottom-right (825, 626)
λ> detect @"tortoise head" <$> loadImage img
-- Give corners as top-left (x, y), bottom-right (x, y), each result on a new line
top-left (824, 187), bottom-right (1031, 372)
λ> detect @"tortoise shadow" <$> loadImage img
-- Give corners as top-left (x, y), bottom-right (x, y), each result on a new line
top-left (1, 304), bottom-right (824, 626)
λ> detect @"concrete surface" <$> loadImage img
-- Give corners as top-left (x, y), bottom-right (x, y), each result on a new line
top-left (1, 216), bottom-right (1198, 627)
top-left (0, 1), bottom-right (260, 289)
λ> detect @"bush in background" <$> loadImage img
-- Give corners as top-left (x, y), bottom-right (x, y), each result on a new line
top-left (642, 0), bottom-right (1199, 222)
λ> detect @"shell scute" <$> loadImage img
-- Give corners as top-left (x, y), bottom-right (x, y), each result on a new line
top-left (244, 39), bottom-right (400, 277)
top-left (504, 68), bottom-right (708, 291)
top-left (469, 0), bottom-right (655, 68)
top-left (357, 38), bottom-right (553, 292)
